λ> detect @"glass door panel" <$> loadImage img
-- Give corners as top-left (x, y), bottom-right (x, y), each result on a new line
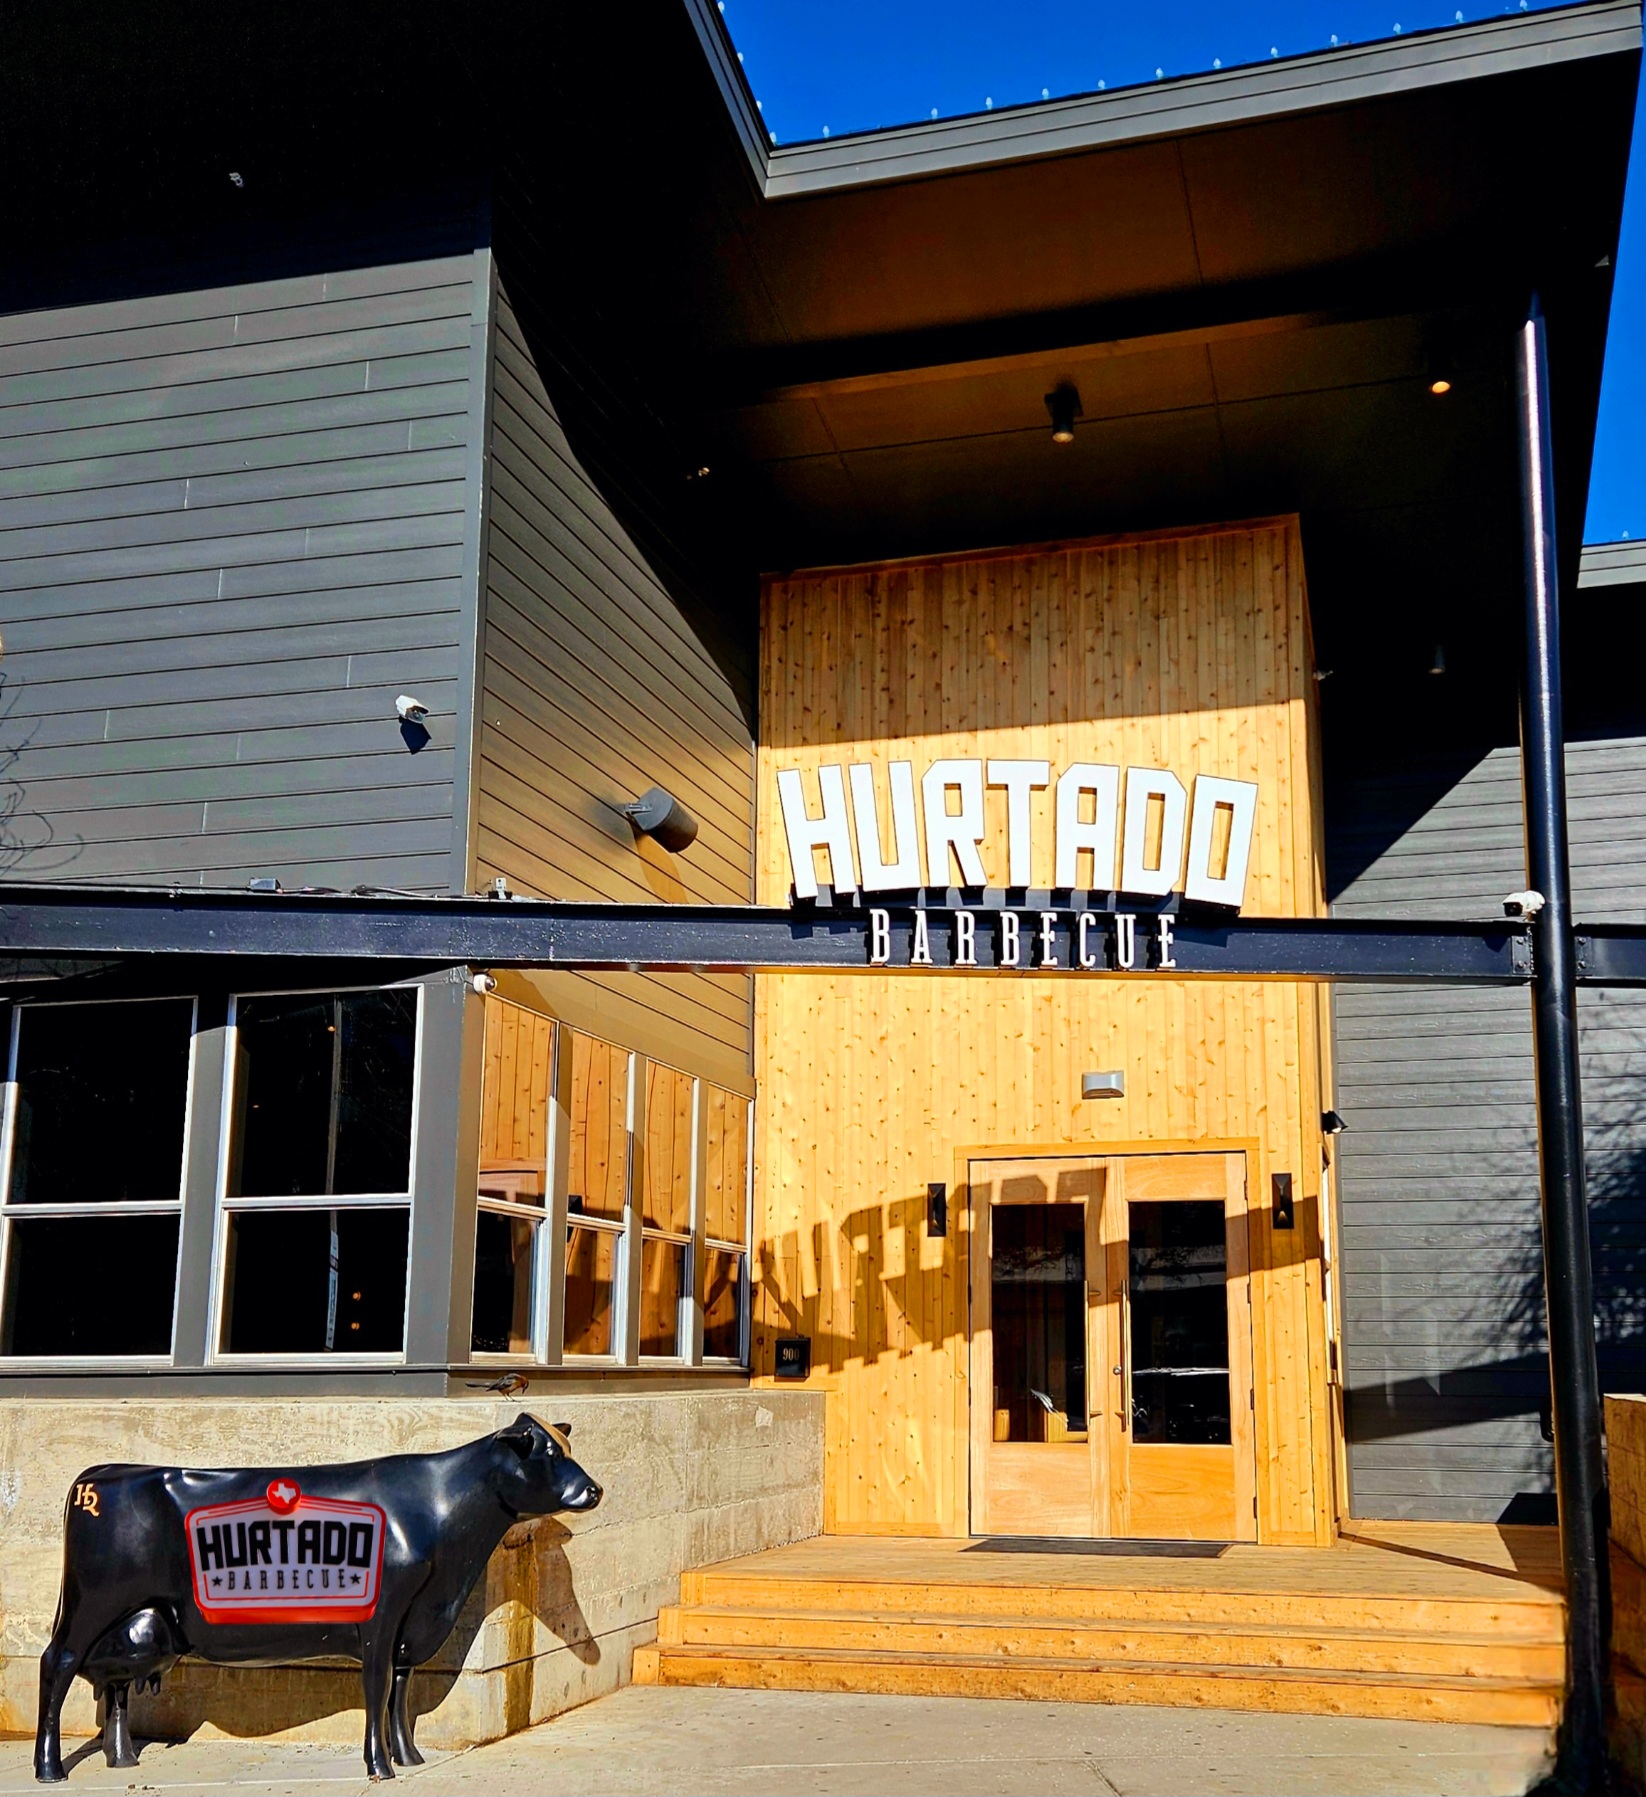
top-left (991, 1204), bottom-right (1088, 1444)
top-left (1127, 1200), bottom-right (1232, 1446)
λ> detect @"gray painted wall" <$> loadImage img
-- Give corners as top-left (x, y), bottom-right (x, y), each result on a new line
top-left (0, 249), bottom-right (491, 893)
top-left (473, 284), bottom-right (756, 1081)
top-left (1330, 737), bottom-right (1646, 1520)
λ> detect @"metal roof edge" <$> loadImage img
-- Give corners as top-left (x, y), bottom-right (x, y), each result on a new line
top-left (680, 0), bottom-right (772, 188)
top-left (750, 0), bottom-right (1641, 199)
top-left (1578, 539), bottom-right (1646, 586)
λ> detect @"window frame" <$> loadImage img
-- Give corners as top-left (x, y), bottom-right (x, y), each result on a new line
top-left (0, 994), bottom-right (198, 1368)
top-left (207, 982), bottom-right (424, 1368)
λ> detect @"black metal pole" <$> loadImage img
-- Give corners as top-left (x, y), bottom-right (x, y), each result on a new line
top-left (1516, 298), bottom-right (1608, 1791)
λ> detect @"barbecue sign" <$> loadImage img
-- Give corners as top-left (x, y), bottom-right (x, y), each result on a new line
top-left (186, 1480), bottom-right (385, 1624)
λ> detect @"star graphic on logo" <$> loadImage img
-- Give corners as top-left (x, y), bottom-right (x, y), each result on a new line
top-left (350, 1573), bottom-right (362, 1585)
top-left (210, 1576), bottom-right (222, 1588)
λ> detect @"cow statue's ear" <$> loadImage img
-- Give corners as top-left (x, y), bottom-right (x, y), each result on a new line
top-left (553, 1421), bottom-right (573, 1437)
top-left (497, 1420), bottom-right (538, 1461)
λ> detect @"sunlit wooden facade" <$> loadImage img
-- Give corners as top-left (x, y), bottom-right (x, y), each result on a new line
top-left (750, 521), bottom-right (1338, 1542)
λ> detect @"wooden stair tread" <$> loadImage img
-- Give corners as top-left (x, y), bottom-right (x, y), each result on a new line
top-left (644, 1640), bottom-right (1561, 1692)
top-left (666, 1603), bottom-right (1564, 1647)
top-left (693, 1571), bottom-right (1562, 1607)
top-left (686, 1578), bottom-right (1562, 1635)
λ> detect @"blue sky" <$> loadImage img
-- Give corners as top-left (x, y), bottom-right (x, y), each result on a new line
top-left (719, 1), bottom-right (1643, 544)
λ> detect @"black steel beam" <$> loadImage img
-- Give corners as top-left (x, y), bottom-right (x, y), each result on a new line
top-left (1516, 298), bottom-right (1606, 1794)
top-left (0, 883), bottom-right (1533, 983)
top-left (1575, 926), bottom-right (1646, 985)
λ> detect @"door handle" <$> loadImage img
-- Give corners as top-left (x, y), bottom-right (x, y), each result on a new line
top-left (1114, 1362), bottom-right (1127, 1429)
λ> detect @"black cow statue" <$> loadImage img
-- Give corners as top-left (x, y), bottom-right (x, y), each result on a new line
top-left (34, 1414), bottom-right (601, 1783)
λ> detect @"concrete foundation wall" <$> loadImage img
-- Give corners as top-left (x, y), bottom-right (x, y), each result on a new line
top-left (0, 1389), bottom-right (824, 1749)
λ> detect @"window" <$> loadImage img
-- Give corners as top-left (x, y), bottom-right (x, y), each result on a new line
top-left (472, 998), bottom-right (551, 1358)
top-left (460, 1001), bottom-right (751, 1371)
top-left (217, 988), bottom-right (418, 1358)
top-left (564, 1033), bottom-right (628, 1357)
top-left (701, 1086), bottom-right (750, 1361)
top-left (0, 998), bottom-right (193, 1359)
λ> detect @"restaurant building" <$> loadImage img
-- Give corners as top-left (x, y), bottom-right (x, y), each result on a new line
top-left (0, 0), bottom-right (1641, 1757)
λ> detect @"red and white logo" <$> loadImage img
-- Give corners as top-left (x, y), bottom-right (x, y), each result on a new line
top-left (186, 1491), bottom-right (385, 1625)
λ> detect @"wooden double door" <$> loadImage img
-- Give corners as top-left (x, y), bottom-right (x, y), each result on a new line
top-left (969, 1152), bottom-right (1257, 1542)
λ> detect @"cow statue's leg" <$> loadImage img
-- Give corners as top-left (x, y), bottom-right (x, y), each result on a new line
top-left (359, 1625), bottom-right (399, 1782)
top-left (101, 1682), bottom-right (139, 1771)
top-left (35, 1619), bottom-right (91, 1783)
top-left (387, 1664), bottom-right (424, 1768)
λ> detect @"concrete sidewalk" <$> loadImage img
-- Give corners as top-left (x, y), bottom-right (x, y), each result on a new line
top-left (0, 1687), bottom-right (1555, 1796)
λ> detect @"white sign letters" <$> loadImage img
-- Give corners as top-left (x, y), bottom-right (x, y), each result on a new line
top-left (778, 757), bottom-right (1258, 911)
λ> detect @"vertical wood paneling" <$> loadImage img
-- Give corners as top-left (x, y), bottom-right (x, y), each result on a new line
top-left (752, 520), bottom-right (1333, 1542)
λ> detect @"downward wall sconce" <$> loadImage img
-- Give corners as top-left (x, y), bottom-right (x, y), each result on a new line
top-left (619, 785), bottom-right (699, 853)
top-left (1081, 1070), bottom-right (1125, 1100)
top-left (1321, 1109), bottom-right (1347, 1136)
top-left (1272, 1172), bottom-right (1295, 1230)
top-left (1045, 382), bottom-right (1082, 444)
top-left (1428, 644), bottom-right (1447, 677)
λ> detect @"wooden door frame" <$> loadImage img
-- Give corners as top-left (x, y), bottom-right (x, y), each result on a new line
top-left (961, 1137), bottom-right (1264, 1541)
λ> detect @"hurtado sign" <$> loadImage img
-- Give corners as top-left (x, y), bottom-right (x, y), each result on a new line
top-left (776, 757), bottom-right (1259, 911)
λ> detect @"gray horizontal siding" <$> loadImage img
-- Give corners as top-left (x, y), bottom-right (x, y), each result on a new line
top-left (1331, 737), bottom-right (1646, 1521)
top-left (475, 285), bottom-right (755, 1074)
top-left (0, 249), bottom-right (486, 891)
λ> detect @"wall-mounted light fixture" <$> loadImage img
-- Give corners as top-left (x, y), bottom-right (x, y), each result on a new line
top-left (1045, 382), bottom-right (1082, 444)
top-left (1428, 644), bottom-right (1447, 677)
top-left (1321, 1109), bottom-right (1347, 1136)
top-left (1081, 1070), bottom-right (1125, 1100)
top-left (1427, 351), bottom-right (1454, 396)
top-left (620, 785), bottom-right (699, 853)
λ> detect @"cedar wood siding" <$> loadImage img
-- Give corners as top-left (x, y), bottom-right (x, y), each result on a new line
top-left (473, 282), bottom-right (755, 1078)
top-left (1330, 737), bottom-right (1646, 1521)
top-left (0, 249), bottom-right (490, 892)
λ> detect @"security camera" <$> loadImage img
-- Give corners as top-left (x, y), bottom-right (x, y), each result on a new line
top-left (471, 972), bottom-right (497, 995)
top-left (1503, 890), bottom-right (1546, 920)
top-left (396, 694), bottom-right (429, 723)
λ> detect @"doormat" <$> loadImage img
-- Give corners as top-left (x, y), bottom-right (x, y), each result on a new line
top-left (963, 1537), bottom-right (1230, 1558)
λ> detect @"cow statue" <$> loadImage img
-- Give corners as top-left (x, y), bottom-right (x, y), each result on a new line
top-left (34, 1414), bottom-right (601, 1783)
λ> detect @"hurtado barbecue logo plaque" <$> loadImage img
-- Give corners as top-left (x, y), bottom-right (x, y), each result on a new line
top-left (186, 1480), bottom-right (386, 1624)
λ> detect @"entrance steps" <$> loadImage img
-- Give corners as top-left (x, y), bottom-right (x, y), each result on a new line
top-left (632, 1526), bottom-right (1567, 1728)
